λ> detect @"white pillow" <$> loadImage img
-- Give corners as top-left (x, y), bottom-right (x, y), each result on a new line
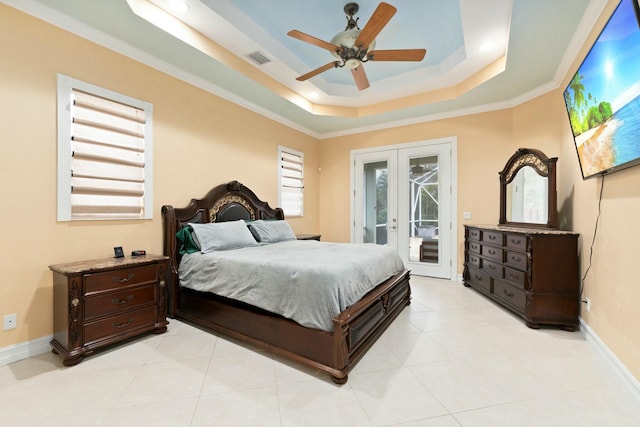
top-left (189, 220), bottom-right (258, 253)
top-left (248, 220), bottom-right (296, 244)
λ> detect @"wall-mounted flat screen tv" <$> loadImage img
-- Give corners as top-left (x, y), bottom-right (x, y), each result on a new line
top-left (563, 0), bottom-right (640, 179)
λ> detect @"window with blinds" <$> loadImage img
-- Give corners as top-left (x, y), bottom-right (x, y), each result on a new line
top-left (278, 146), bottom-right (304, 217)
top-left (57, 75), bottom-right (153, 220)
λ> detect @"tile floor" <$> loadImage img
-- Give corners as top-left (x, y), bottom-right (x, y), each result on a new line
top-left (1, 276), bottom-right (639, 426)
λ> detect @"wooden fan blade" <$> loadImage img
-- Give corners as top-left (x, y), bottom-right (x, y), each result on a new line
top-left (354, 2), bottom-right (397, 51)
top-left (287, 30), bottom-right (342, 53)
top-left (351, 65), bottom-right (370, 91)
top-left (296, 61), bottom-right (340, 81)
top-left (367, 49), bottom-right (426, 61)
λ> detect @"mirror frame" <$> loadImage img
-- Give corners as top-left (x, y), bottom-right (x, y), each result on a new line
top-left (499, 148), bottom-right (558, 229)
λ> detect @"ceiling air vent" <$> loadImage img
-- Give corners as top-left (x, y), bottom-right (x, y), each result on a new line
top-left (247, 51), bottom-right (271, 66)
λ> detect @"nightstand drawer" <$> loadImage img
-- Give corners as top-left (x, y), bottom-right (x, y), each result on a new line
top-left (84, 264), bottom-right (158, 294)
top-left (84, 305), bottom-right (157, 344)
top-left (84, 284), bottom-right (157, 320)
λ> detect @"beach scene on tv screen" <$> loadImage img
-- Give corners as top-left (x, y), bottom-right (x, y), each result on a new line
top-left (564, 0), bottom-right (640, 178)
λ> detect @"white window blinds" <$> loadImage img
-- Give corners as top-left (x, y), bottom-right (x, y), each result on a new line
top-left (57, 75), bottom-right (153, 220)
top-left (278, 147), bottom-right (304, 217)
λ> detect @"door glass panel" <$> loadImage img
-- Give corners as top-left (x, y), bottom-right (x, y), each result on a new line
top-left (363, 161), bottom-right (388, 244)
top-left (408, 156), bottom-right (439, 263)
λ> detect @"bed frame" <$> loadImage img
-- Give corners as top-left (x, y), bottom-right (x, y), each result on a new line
top-left (161, 180), bottom-right (411, 383)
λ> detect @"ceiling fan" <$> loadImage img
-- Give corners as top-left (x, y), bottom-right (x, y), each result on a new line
top-left (287, 2), bottom-right (427, 91)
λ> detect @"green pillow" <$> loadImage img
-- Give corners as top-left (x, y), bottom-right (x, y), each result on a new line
top-left (176, 226), bottom-right (200, 255)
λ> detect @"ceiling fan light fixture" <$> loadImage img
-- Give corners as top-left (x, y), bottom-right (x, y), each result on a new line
top-left (329, 29), bottom-right (376, 52)
top-left (344, 58), bottom-right (361, 69)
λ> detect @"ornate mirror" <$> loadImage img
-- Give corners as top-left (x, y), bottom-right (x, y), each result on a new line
top-left (499, 148), bottom-right (558, 228)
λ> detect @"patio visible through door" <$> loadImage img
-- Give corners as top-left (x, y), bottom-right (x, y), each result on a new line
top-left (353, 140), bottom-right (455, 279)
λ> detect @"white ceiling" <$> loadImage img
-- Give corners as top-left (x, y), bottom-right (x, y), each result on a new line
top-left (9, 0), bottom-right (607, 137)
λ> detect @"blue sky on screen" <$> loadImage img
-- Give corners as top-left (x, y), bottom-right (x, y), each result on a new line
top-left (576, 0), bottom-right (640, 111)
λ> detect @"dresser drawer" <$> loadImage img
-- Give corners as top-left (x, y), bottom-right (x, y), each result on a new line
top-left (504, 266), bottom-right (530, 290)
top-left (467, 228), bottom-right (481, 241)
top-left (467, 251), bottom-right (481, 268)
top-left (84, 264), bottom-right (158, 294)
top-left (84, 284), bottom-right (157, 320)
top-left (467, 267), bottom-right (492, 293)
top-left (84, 305), bottom-right (157, 344)
top-left (481, 245), bottom-right (503, 262)
top-left (467, 240), bottom-right (481, 254)
top-left (481, 230), bottom-right (504, 246)
top-left (482, 259), bottom-right (503, 278)
top-left (493, 279), bottom-right (526, 312)
top-left (505, 250), bottom-right (528, 270)
top-left (506, 234), bottom-right (527, 251)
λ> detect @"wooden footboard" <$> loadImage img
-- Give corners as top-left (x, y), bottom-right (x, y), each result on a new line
top-left (173, 269), bottom-right (410, 383)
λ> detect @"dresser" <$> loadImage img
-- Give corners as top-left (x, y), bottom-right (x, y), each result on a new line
top-left (49, 255), bottom-right (169, 365)
top-left (463, 225), bottom-right (579, 331)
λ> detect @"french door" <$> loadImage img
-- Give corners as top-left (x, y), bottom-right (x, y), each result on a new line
top-left (352, 140), bottom-right (456, 279)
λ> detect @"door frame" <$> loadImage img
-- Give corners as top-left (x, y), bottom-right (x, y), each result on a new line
top-left (350, 136), bottom-right (458, 281)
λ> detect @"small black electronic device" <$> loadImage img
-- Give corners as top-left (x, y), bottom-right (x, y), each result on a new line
top-left (113, 246), bottom-right (124, 258)
top-left (131, 250), bottom-right (146, 256)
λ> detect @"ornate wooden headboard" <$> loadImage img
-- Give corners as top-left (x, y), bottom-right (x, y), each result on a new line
top-left (161, 180), bottom-right (284, 315)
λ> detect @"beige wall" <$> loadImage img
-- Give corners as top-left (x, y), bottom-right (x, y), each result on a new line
top-left (2, 1), bottom-right (638, 383)
top-left (0, 4), bottom-right (319, 348)
top-left (557, 0), bottom-right (640, 382)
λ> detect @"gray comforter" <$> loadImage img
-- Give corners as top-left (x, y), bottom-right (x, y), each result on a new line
top-left (178, 240), bottom-right (405, 331)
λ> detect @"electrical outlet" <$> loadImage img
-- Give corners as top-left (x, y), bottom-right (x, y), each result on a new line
top-left (585, 297), bottom-right (591, 312)
top-left (4, 313), bottom-right (17, 330)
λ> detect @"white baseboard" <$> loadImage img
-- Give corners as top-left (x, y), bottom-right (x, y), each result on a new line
top-left (0, 335), bottom-right (52, 367)
top-left (580, 318), bottom-right (640, 402)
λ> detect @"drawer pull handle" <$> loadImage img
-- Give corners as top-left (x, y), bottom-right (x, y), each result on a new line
top-left (489, 265), bottom-right (496, 270)
top-left (509, 273), bottom-right (518, 280)
top-left (503, 289), bottom-right (514, 298)
top-left (112, 319), bottom-right (132, 329)
top-left (112, 295), bottom-right (133, 305)
top-left (113, 274), bottom-right (134, 283)
top-left (488, 235), bottom-right (496, 240)
top-left (511, 256), bottom-right (522, 262)
top-left (511, 239), bottom-right (522, 244)
top-left (488, 249), bottom-right (496, 255)
top-left (474, 274), bottom-right (483, 281)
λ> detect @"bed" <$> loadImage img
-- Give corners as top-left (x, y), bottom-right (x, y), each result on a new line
top-left (161, 180), bottom-right (411, 383)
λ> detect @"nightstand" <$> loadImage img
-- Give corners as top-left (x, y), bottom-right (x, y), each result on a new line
top-left (49, 254), bottom-right (169, 366)
top-left (296, 234), bottom-right (321, 241)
